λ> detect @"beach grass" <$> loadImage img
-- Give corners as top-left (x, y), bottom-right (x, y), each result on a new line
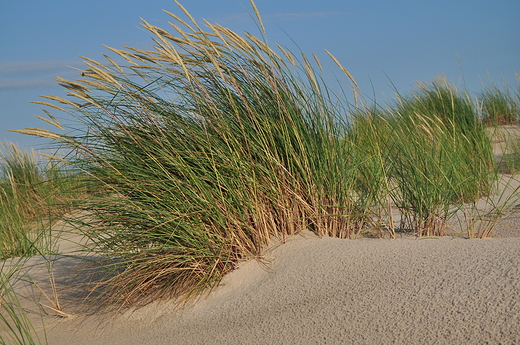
top-left (345, 106), bottom-right (395, 238)
top-left (14, 1), bottom-right (362, 307)
top-left (0, 142), bottom-right (89, 344)
top-left (502, 137), bottom-right (520, 174)
top-left (386, 77), bottom-right (495, 235)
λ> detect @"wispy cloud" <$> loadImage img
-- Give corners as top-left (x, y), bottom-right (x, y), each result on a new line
top-left (0, 61), bottom-right (83, 76)
top-left (0, 61), bottom-right (84, 91)
top-left (0, 79), bottom-right (60, 90)
top-left (271, 11), bottom-right (344, 21)
top-left (218, 13), bottom-right (251, 23)
top-left (216, 11), bottom-right (344, 25)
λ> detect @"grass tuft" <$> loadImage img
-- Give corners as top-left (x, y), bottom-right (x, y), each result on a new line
top-left (1, 258), bottom-right (46, 345)
top-left (480, 82), bottom-right (520, 126)
top-left (13, 2), bottom-right (361, 307)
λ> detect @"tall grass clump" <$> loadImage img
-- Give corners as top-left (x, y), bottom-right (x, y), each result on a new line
top-left (354, 77), bottom-right (497, 236)
top-left (0, 141), bottom-right (84, 259)
top-left (14, 1), bottom-right (363, 307)
top-left (501, 136), bottom-right (520, 174)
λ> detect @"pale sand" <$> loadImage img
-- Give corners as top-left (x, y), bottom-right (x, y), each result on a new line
top-left (5, 225), bottom-right (519, 345)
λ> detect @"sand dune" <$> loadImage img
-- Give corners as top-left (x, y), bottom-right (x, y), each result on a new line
top-left (3, 226), bottom-right (516, 345)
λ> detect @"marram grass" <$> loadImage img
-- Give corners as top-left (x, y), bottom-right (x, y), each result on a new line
top-left (479, 82), bottom-right (520, 126)
top-left (14, 1), bottom-right (362, 307)
top-left (1, 258), bottom-right (46, 345)
top-left (346, 76), bottom-right (497, 237)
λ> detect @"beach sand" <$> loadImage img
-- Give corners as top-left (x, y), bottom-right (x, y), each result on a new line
top-left (6, 221), bottom-right (520, 345)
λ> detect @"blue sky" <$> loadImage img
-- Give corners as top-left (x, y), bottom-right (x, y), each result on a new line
top-left (1, 0), bottom-right (518, 150)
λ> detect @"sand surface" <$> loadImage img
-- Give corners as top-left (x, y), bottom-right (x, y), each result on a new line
top-left (3, 228), bottom-right (519, 345)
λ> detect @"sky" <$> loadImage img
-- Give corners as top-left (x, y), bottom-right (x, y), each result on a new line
top-left (1, 0), bottom-right (519, 150)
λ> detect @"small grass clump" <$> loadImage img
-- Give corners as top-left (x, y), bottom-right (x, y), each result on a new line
top-left (1, 258), bottom-right (47, 345)
top-left (500, 135), bottom-right (520, 174)
top-left (391, 76), bottom-right (495, 198)
top-left (480, 83), bottom-right (520, 126)
top-left (504, 144), bottom-right (520, 174)
top-left (0, 143), bottom-right (85, 344)
top-left (0, 141), bottom-right (84, 259)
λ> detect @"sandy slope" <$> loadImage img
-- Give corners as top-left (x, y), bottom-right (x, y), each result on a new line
top-left (28, 232), bottom-right (520, 345)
